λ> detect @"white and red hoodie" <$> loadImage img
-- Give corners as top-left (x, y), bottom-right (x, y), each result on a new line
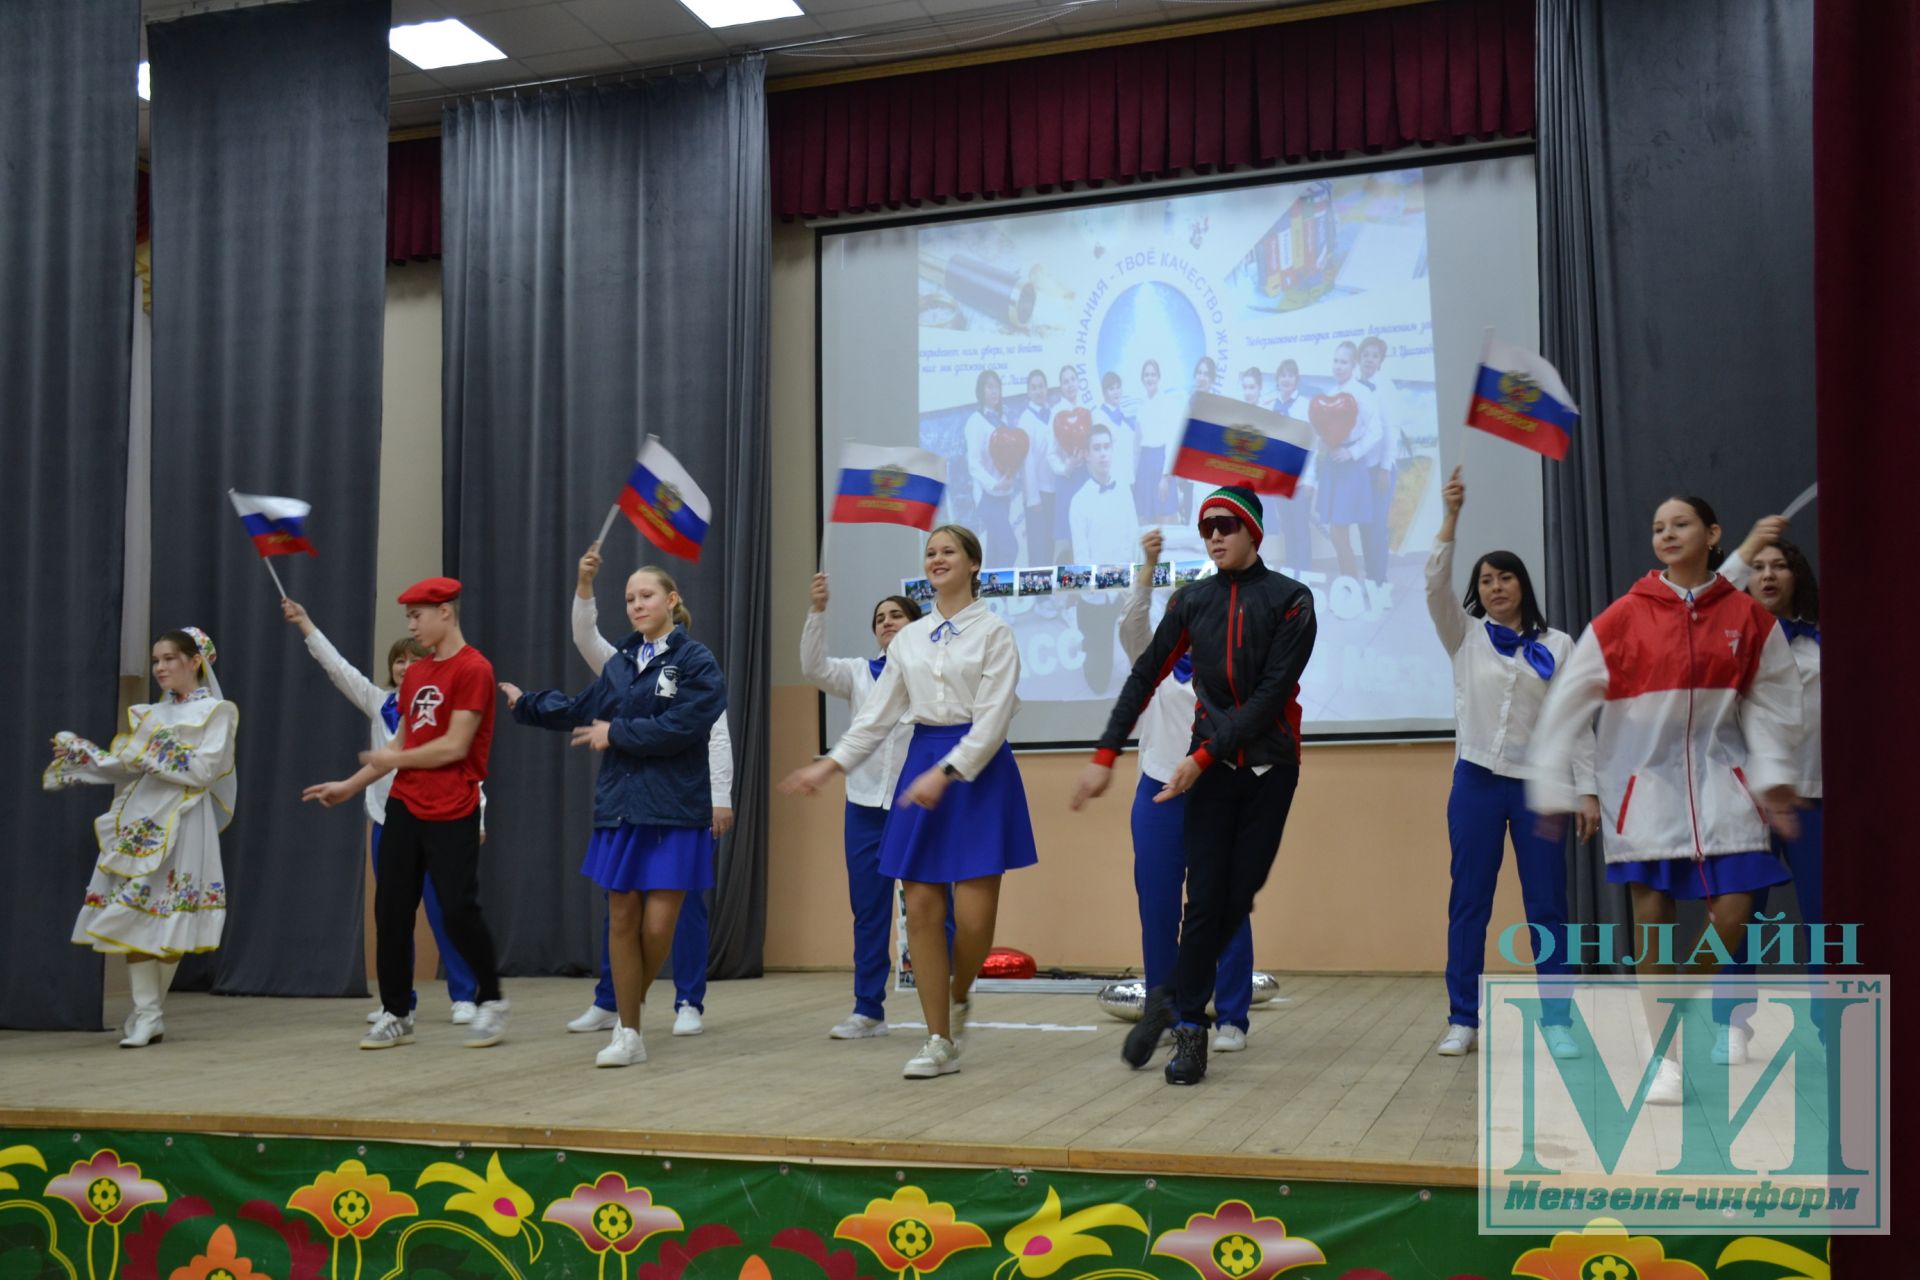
top-left (1526, 570), bottom-right (1804, 864)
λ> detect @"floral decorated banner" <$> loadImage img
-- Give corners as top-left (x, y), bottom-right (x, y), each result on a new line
top-left (0, 1130), bottom-right (1829, 1280)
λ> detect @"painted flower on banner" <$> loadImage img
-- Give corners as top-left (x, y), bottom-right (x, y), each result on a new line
top-left (635, 1223), bottom-right (743, 1280)
top-left (46, 1149), bottom-right (169, 1226)
top-left (1003, 1187), bottom-right (1148, 1278)
top-left (543, 1173), bottom-right (683, 1255)
top-left (286, 1159), bottom-right (417, 1241)
top-left (418, 1153), bottom-right (537, 1241)
top-left (0, 1143), bottom-right (47, 1192)
top-left (834, 1186), bottom-right (991, 1276)
top-left (167, 1223), bottom-right (272, 1280)
top-left (1151, 1201), bottom-right (1323, 1280)
top-left (771, 1225), bottom-right (879, 1280)
top-left (1509, 1218), bottom-right (1707, 1280)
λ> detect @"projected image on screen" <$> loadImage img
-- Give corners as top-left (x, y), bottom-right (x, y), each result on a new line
top-left (908, 172), bottom-right (1442, 724)
top-left (818, 154), bottom-right (1542, 744)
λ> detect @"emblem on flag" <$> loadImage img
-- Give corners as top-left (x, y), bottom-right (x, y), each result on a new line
top-left (831, 445), bottom-right (947, 531)
top-left (615, 440), bottom-right (712, 561)
top-left (1466, 335), bottom-right (1580, 460)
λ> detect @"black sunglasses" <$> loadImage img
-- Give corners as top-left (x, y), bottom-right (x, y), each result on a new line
top-left (1198, 515), bottom-right (1243, 538)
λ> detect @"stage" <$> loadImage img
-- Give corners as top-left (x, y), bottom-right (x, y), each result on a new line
top-left (0, 971), bottom-right (1473, 1186)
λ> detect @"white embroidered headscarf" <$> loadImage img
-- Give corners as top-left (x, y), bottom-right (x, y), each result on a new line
top-left (180, 626), bottom-right (223, 702)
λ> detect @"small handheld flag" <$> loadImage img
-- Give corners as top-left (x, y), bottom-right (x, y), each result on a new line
top-left (614, 438), bottom-right (712, 561)
top-left (1172, 393), bottom-right (1313, 497)
top-left (832, 444), bottom-right (947, 531)
top-left (1464, 334), bottom-right (1580, 460)
top-left (229, 491), bottom-right (317, 557)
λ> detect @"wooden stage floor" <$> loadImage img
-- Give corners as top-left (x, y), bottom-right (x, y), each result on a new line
top-left (0, 971), bottom-right (1475, 1186)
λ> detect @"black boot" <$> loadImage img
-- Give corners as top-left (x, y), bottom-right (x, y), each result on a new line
top-left (1165, 1023), bottom-right (1208, 1085)
top-left (1122, 986), bottom-right (1175, 1068)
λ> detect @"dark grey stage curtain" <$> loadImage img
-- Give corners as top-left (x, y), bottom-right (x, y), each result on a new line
top-left (0, 0), bottom-right (138, 1029)
top-left (147, 0), bottom-right (391, 995)
top-left (441, 62), bottom-right (772, 980)
top-left (1537, 0), bottom-right (1816, 957)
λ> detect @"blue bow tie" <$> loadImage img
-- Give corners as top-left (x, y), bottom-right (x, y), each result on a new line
top-left (1172, 653), bottom-right (1193, 685)
top-left (380, 692), bottom-right (400, 734)
top-left (868, 656), bottom-right (887, 679)
top-left (1485, 621), bottom-right (1556, 679)
top-left (930, 620), bottom-right (958, 644)
top-left (1779, 618), bottom-right (1821, 646)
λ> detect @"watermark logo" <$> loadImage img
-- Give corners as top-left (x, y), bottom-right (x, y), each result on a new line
top-left (1478, 974), bottom-right (1887, 1235)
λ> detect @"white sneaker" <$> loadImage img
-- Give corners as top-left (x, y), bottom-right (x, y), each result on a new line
top-left (903, 1035), bottom-right (960, 1078)
top-left (1648, 1057), bottom-right (1684, 1106)
top-left (360, 1011), bottom-right (415, 1050)
top-left (1712, 1023), bottom-right (1750, 1066)
top-left (830, 1014), bottom-right (889, 1040)
top-left (1212, 1025), bottom-right (1247, 1053)
top-left (595, 1025), bottom-right (647, 1068)
top-left (568, 1003), bottom-right (618, 1034)
top-left (673, 1006), bottom-right (704, 1037)
top-left (368, 1001), bottom-right (414, 1024)
top-left (1436, 1026), bottom-right (1477, 1056)
top-left (1543, 1025), bottom-right (1583, 1060)
top-left (450, 1001), bottom-right (478, 1026)
top-left (950, 999), bottom-right (970, 1049)
top-left (465, 999), bottom-right (509, 1048)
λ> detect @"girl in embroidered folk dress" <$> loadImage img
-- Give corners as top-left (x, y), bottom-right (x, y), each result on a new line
top-left (782, 524), bottom-right (1038, 1080)
top-left (280, 600), bottom-right (479, 1027)
top-left (503, 566), bottom-right (725, 1069)
top-left (1427, 468), bottom-right (1593, 1060)
top-left (1528, 497), bottom-right (1803, 1104)
top-left (45, 628), bottom-right (237, 1048)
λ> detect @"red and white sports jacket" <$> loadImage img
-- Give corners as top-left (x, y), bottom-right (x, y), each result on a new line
top-left (1526, 571), bottom-right (1803, 863)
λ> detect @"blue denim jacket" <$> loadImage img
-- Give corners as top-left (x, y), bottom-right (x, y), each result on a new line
top-left (511, 626), bottom-right (725, 829)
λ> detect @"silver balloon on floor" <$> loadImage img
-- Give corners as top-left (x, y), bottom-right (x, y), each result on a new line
top-left (1097, 973), bottom-right (1279, 1022)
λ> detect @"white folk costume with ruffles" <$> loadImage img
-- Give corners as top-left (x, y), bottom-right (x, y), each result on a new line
top-left (46, 686), bottom-right (238, 957)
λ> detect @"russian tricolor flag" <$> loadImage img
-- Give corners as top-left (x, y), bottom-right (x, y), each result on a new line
top-left (832, 444), bottom-right (947, 531)
top-left (617, 439), bottom-right (712, 561)
top-left (1171, 393), bottom-right (1313, 497)
top-left (228, 491), bottom-right (317, 557)
top-left (1465, 334), bottom-right (1580, 460)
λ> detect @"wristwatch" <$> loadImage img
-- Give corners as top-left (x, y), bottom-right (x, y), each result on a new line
top-left (941, 763), bottom-right (961, 779)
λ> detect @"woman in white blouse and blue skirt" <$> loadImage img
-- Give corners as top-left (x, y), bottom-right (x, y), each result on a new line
top-left (783, 524), bottom-right (1038, 1080)
top-left (1428, 467), bottom-right (1594, 1060)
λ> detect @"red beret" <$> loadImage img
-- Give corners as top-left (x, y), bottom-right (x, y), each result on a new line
top-left (398, 576), bottom-right (462, 605)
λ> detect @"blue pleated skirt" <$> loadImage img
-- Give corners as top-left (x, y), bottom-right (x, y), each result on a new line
top-left (1315, 458), bottom-right (1374, 525)
top-left (878, 724), bottom-right (1039, 883)
top-left (1606, 851), bottom-right (1788, 900)
top-left (582, 822), bottom-right (715, 893)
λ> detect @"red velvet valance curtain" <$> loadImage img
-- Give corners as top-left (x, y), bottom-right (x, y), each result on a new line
top-left (768, 0), bottom-right (1532, 220)
top-left (387, 135), bottom-right (440, 263)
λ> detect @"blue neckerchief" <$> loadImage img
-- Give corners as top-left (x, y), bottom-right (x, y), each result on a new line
top-left (1779, 618), bottom-right (1821, 646)
top-left (380, 692), bottom-right (400, 734)
top-left (1172, 653), bottom-right (1193, 684)
top-left (868, 656), bottom-right (886, 679)
top-left (1358, 377), bottom-right (1376, 391)
top-left (982, 407), bottom-right (1003, 427)
top-left (1485, 620), bottom-right (1556, 679)
top-left (1096, 479), bottom-right (1119, 493)
top-left (930, 615), bottom-right (963, 644)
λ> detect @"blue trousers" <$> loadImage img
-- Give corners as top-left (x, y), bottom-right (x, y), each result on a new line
top-left (1130, 774), bottom-right (1254, 1030)
top-left (370, 820), bottom-right (479, 1007)
top-left (845, 802), bottom-right (958, 1016)
top-left (1722, 799), bottom-right (1825, 1029)
top-left (595, 887), bottom-right (708, 1013)
top-left (1445, 761), bottom-right (1572, 1028)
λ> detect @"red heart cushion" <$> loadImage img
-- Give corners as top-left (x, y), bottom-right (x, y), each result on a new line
top-left (1052, 406), bottom-right (1092, 455)
top-left (989, 424), bottom-right (1031, 477)
top-left (1308, 392), bottom-right (1358, 447)
top-left (980, 946), bottom-right (1037, 979)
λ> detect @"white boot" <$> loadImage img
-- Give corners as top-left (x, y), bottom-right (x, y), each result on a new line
top-left (119, 962), bottom-right (165, 1048)
top-left (156, 961), bottom-right (178, 1007)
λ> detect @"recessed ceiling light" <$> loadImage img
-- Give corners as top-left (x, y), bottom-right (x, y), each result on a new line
top-left (677, 0), bottom-right (805, 30)
top-left (388, 18), bottom-right (507, 71)
top-left (137, 61), bottom-right (150, 101)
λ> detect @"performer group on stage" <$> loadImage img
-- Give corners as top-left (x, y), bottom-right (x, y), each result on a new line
top-left (43, 476), bottom-right (1822, 1093)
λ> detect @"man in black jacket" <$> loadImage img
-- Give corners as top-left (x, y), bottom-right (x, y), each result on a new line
top-left (1071, 485), bottom-right (1317, 1084)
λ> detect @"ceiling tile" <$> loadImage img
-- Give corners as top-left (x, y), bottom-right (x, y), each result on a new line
top-left (389, 71), bottom-right (444, 95)
top-left (389, 0), bottom-right (449, 23)
top-left (461, 3), bottom-right (608, 55)
top-left (918, 0), bottom-right (1040, 16)
top-left (424, 55), bottom-right (535, 88)
top-left (810, 1), bottom-right (927, 33)
top-left (793, 0), bottom-right (924, 11)
top-left (613, 31), bottom-right (731, 66)
top-left (518, 46), bottom-right (636, 76)
top-left (435, 0), bottom-right (563, 15)
top-left (562, 0), bottom-right (707, 44)
top-left (709, 13), bottom-right (828, 48)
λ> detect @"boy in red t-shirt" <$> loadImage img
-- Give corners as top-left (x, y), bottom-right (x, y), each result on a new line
top-left (304, 577), bottom-right (508, 1050)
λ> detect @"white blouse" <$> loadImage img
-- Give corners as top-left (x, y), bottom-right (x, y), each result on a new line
top-left (1118, 574), bottom-right (1196, 785)
top-left (1716, 552), bottom-right (1822, 797)
top-left (1426, 538), bottom-right (1592, 788)
top-left (828, 598), bottom-right (1021, 782)
top-left (800, 609), bottom-right (912, 809)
